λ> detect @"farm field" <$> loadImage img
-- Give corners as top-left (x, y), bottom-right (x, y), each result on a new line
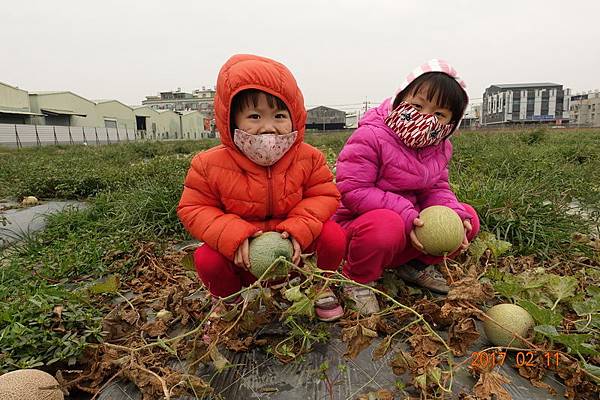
top-left (0, 128), bottom-right (598, 399)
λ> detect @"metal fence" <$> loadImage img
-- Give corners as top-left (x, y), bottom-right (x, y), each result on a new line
top-left (0, 123), bottom-right (212, 148)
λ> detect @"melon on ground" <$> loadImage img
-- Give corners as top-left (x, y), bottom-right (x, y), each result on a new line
top-left (483, 304), bottom-right (534, 348)
top-left (0, 369), bottom-right (64, 400)
top-left (249, 232), bottom-right (293, 279)
top-left (414, 205), bottom-right (464, 256)
top-left (21, 196), bottom-right (39, 206)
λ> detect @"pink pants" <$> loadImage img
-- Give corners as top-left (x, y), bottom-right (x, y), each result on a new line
top-left (194, 220), bottom-right (347, 298)
top-left (341, 204), bottom-right (480, 284)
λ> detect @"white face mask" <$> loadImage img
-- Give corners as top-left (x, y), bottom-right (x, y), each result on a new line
top-left (233, 129), bottom-right (298, 166)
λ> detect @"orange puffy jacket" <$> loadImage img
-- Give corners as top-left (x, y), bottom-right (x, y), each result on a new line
top-left (177, 54), bottom-right (341, 260)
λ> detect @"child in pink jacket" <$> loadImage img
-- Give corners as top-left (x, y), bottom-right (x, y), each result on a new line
top-left (333, 59), bottom-right (480, 314)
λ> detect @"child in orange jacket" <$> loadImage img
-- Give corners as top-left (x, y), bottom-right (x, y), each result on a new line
top-left (177, 54), bottom-right (345, 321)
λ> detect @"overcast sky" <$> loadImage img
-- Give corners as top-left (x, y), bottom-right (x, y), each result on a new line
top-left (2, 0), bottom-right (598, 112)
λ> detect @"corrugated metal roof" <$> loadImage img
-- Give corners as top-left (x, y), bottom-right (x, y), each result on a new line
top-left (491, 83), bottom-right (560, 88)
top-left (0, 108), bottom-right (43, 116)
top-left (29, 91), bottom-right (69, 95)
top-left (41, 108), bottom-right (87, 117)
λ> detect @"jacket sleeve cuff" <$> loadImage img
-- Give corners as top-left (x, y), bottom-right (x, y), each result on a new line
top-left (402, 209), bottom-right (420, 237)
top-left (218, 220), bottom-right (261, 260)
top-left (275, 218), bottom-right (316, 250)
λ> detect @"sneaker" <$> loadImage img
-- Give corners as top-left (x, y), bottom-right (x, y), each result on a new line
top-left (396, 262), bottom-right (449, 294)
top-left (343, 282), bottom-right (380, 315)
top-left (314, 287), bottom-right (344, 322)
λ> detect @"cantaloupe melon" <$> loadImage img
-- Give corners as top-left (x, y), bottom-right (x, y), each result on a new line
top-left (249, 232), bottom-right (293, 279)
top-left (0, 369), bottom-right (63, 400)
top-left (483, 304), bottom-right (534, 348)
top-left (21, 196), bottom-right (39, 206)
top-left (414, 206), bottom-right (464, 256)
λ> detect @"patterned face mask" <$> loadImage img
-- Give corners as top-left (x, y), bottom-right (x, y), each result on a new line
top-left (384, 102), bottom-right (455, 148)
top-left (233, 129), bottom-right (298, 166)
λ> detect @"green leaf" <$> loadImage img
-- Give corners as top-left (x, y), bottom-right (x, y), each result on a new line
top-left (494, 281), bottom-right (521, 300)
top-left (87, 275), bottom-right (120, 294)
top-left (518, 300), bottom-right (562, 326)
top-left (586, 286), bottom-right (600, 297)
top-left (574, 314), bottom-right (600, 332)
top-left (468, 236), bottom-right (488, 260)
top-left (546, 275), bottom-right (578, 303)
top-left (414, 373), bottom-right (428, 390)
top-left (283, 286), bottom-right (305, 302)
top-left (552, 334), bottom-right (597, 356)
top-left (469, 231), bottom-right (512, 259)
top-left (572, 298), bottom-right (600, 316)
top-left (180, 252), bottom-right (195, 271)
top-left (534, 325), bottom-right (559, 338)
top-left (489, 239), bottom-right (512, 257)
top-left (283, 297), bottom-right (315, 319)
top-left (581, 361), bottom-right (600, 377)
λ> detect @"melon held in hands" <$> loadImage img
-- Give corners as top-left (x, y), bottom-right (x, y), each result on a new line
top-left (249, 232), bottom-right (293, 279)
top-left (415, 206), bottom-right (464, 256)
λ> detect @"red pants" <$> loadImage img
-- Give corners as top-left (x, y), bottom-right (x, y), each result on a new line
top-left (341, 204), bottom-right (480, 284)
top-left (194, 220), bottom-right (346, 298)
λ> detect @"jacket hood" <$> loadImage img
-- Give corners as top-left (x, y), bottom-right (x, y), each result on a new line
top-left (389, 59), bottom-right (469, 131)
top-left (214, 54), bottom-right (306, 151)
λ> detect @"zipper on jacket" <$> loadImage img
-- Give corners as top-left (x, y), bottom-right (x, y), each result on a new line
top-left (266, 167), bottom-right (273, 219)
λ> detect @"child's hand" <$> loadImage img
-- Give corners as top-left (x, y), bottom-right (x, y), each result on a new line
top-left (460, 219), bottom-right (472, 252)
top-left (234, 231), bottom-right (263, 270)
top-left (409, 217), bottom-right (428, 254)
top-left (280, 231), bottom-right (301, 264)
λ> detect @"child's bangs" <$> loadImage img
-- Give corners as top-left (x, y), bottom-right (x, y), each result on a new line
top-left (397, 73), bottom-right (468, 123)
top-left (410, 73), bottom-right (465, 110)
top-left (234, 89), bottom-right (288, 111)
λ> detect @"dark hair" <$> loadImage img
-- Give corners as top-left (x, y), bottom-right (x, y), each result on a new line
top-left (230, 89), bottom-right (288, 131)
top-left (393, 72), bottom-right (468, 125)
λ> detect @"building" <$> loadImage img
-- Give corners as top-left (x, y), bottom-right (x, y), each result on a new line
top-left (132, 106), bottom-right (160, 139)
top-left (28, 91), bottom-right (98, 127)
top-left (180, 110), bottom-right (207, 139)
top-left (481, 83), bottom-right (570, 126)
top-left (156, 110), bottom-right (181, 139)
top-left (345, 111), bottom-right (359, 129)
top-left (0, 81), bottom-right (42, 124)
top-left (0, 79), bottom-right (212, 147)
top-left (94, 100), bottom-right (136, 130)
top-left (306, 106), bottom-right (346, 130)
top-left (142, 87), bottom-right (215, 119)
top-left (192, 87), bottom-right (216, 120)
top-left (461, 104), bottom-right (482, 129)
top-left (570, 91), bottom-right (600, 127)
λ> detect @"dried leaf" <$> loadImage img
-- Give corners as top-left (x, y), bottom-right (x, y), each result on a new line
top-left (209, 345), bottom-right (230, 372)
top-left (52, 305), bottom-right (64, 319)
top-left (142, 319), bottom-right (168, 337)
top-left (448, 318), bottom-right (480, 356)
top-left (120, 308), bottom-right (139, 325)
top-left (357, 388), bottom-right (395, 400)
top-left (389, 350), bottom-right (415, 375)
top-left (472, 370), bottom-right (512, 400)
top-left (407, 325), bottom-right (443, 358)
top-left (447, 276), bottom-right (494, 303)
top-left (341, 315), bottom-right (380, 359)
top-left (373, 336), bottom-right (393, 361)
top-left (414, 299), bottom-right (453, 327)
